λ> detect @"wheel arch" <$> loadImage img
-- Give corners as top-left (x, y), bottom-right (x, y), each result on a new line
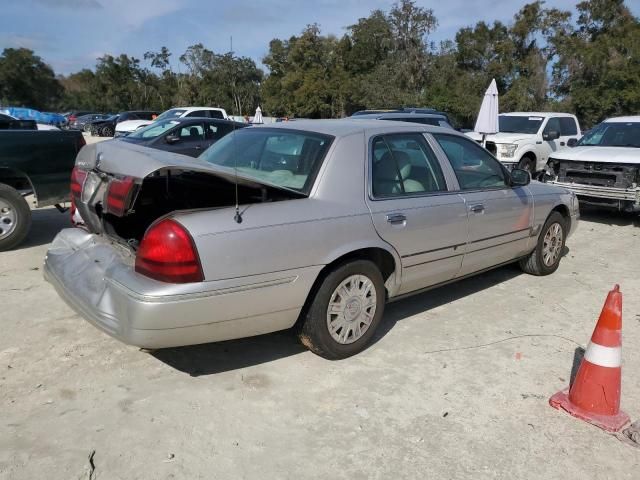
top-left (0, 167), bottom-right (35, 195)
top-left (550, 203), bottom-right (571, 232)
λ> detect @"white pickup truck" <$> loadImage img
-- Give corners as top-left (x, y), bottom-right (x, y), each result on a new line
top-left (467, 112), bottom-right (582, 173)
top-left (115, 107), bottom-right (229, 137)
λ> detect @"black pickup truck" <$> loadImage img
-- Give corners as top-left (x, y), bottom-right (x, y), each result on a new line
top-left (0, 129), bottom-right (85, 250)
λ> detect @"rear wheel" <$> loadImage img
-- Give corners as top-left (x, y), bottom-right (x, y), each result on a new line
top-left (0, 184), bottom-right (32, 251)
top-left (298, 260), bottom-right (385, 359)
top-left (102, 125), bottom-right (114, 137)
top-left (519, 211), bottom-right (566, 276)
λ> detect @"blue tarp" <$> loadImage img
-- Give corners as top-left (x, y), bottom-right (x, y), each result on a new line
top-left (0, 107), bottom-right (66, 126)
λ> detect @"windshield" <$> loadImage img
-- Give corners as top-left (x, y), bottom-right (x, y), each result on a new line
top-left (104, 115), bottom-right (119, 122)
top-left (578, 122), bottom-right (640, 147)
top-left (128, 120), bottom-right (179, 139)
top-left (155, 108), bottom-right (187, 122)
top-left (199, 128), bottom-right (333, 194)
top-left (499, 116), bottom-right (543, 134)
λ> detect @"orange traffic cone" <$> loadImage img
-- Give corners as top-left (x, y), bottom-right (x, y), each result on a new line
top-left (550, 285), bottom-right (630, 432)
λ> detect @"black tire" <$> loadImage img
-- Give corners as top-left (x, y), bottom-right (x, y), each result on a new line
top-left (518, 156), bottom-right (536, 173)
top-left (83, 124), bottom-right (92, 133)
top-left (298, 260), bottom-right (386, 360)
top-left (0, 184), bottom-right (32, 252)
top-left (519, 211), bottom-right (567, 276)
top-left (102, 125), bottom-right (114, 137)
top-left (90, 126), bottom-right (98, 136)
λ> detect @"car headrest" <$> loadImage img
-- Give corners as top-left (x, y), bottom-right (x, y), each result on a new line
top-left (378, 151), bottom-right (411, 180)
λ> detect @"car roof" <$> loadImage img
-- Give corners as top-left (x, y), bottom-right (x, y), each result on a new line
top-left (171, 107), bottom-right (226, 112)
top-left (604, 116), bottom-right (640, 123)
top-left (500, 112), bottom-right (575, 118)
top-left (351, 112), bottom-right (447, 120)
top-left (161, 117), bottom-right (245, 126)
top-left (251, 118), bottom-right (461, 138)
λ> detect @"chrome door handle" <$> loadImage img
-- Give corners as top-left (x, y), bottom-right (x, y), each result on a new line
top-left (470, 204), bottom-right (485, 214)
top-left (386, 213), bottom-right (406, 224)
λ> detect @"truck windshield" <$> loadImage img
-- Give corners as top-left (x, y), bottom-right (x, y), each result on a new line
top-left (499, 116), bottom-right (543, 134)
top-left (154, 109), bottom-right (186, 122)
top-left (578, 122), bottom-right (640, 147)
top-left (199, 128), bottom-right (333, 195)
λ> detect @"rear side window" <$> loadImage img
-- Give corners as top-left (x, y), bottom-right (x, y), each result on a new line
top-left (187, 110), bottom-right (209, 118)
top-left (559, 117), bottom-right (578, 136)
top-left (433, 134), bottom-right (507, 190)
top-left (371, 134), bottom-right (447, 198)
top-left (208, 110), bottom-right (225, 119)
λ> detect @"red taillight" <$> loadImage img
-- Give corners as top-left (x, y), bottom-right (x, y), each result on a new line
top-left (135, 219), bottom-right (204, 283)
top-left (70, 167), bottom-right (87, 200)
top-left (106, 176), bottom-right (136, 216)
top-left (70, 167), bottom-right (87, 225)
top-left (68, 115), bottom-right (77, 122)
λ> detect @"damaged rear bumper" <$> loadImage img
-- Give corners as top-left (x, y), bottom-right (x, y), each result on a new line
top-left (44, 228), bottom-right (320, 349)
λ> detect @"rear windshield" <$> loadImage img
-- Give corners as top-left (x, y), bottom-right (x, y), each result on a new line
top-left (155, 109), bottom-right (187, 122)
top-left (499, 115), bottom-right (543, 134)
top-left (578, 122), bottom-right (640, 147)
top-left (199, 128), bottom-right (333, 194)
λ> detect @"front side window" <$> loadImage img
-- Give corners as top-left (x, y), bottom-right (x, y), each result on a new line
top-left (371, 134), bottom-right (447, 198)
top-left (433, 134), bottom-right (507, 190)
top-left (544, 117), bottom-right (561, 135)
top-left (128, 120), bottom-right (179, 139)
top-left (199, 128), bottom-right (333, 194)
top-left (178, 124), bottom-right (204, 141)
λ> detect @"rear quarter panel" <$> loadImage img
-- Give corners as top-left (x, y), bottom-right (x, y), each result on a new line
top-left (176, 132), bottom-right (402, 287)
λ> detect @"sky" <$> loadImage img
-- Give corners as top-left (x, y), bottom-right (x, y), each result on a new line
top-left (1, 0), bottom-right (639, 75)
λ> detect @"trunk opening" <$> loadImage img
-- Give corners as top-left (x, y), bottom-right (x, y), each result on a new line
top-left (81, 168), bottom-right (302, 247)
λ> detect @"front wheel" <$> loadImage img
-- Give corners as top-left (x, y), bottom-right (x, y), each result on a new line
top-left (519, 211), bottom-right (566, 276)
top-left (298, 260), bottom-right (386, 359)
top-left (0, 184), bottom-right (32, 251)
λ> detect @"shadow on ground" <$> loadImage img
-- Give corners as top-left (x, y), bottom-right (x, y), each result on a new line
top-left (579, 205), bottom-right (639, 228)
top-left (15, 206), bottom-right (69, 250)
top-left (153, 264), bottom-right (523, 376)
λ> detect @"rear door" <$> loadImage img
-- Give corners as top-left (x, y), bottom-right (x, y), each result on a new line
top-left (366, 133), bottom-right (468, 295)
top-left (431, 133), bottom-right (534, 277)
top-left (204, 122), bottom-right (234, 149)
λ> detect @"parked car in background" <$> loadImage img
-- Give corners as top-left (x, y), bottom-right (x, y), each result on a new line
top-left (90, 111), bottom-right (159, 137)
top-left (350, 112), bottom-right (454, 129)
top-left (65, 111), bottom-right (96, 126)
top-left (544, 116), bottom-right (640, 213)
top-left (118, 117), bottom-right (247, 157)
top-left (0, 129), bottom-right (85, 250)
top-left (68, 113), bottom-right (112, 132)
top-left (44, 120), bottom-right (578, 359)
top-left (115, 107), bottom-right (229, 137)
top-left (466, 112), bottom-right (582, 173)
top-left (352, 107), bottom-right (454, 126)
top-left (0, 113), bottom-right (37, 130)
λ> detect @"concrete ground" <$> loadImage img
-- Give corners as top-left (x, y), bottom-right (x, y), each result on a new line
top-left (1, 206), bottom-right (639, 479)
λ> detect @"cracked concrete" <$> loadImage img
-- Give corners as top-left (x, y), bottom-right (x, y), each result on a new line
top-left (1, 205), bottom-right (639, 479)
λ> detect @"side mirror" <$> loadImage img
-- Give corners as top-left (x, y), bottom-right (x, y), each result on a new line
top-left (543, 130), bottom-right (560, 141)
top-left (166, 134), bottom-right (180, 144)
top-left (510, 168), bottom-right (531, 187)
top-left (567, 138), bottom-right (578, 147)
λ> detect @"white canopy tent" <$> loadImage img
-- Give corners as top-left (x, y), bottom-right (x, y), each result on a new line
top-left (474, 79), bottom-right (499, 146)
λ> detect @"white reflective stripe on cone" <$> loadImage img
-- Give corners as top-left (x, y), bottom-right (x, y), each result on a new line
top-left (584, 342), bottom-right (622, 368)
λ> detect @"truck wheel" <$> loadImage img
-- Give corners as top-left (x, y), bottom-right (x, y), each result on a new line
top-left (519, 211), bottom-right (566, 276)
top-left (0, 184), bottom-right (32, 251)
top-left (298, 260), bottom-right (385, 360)
top-left (518, 156), bottom-right (536, 173)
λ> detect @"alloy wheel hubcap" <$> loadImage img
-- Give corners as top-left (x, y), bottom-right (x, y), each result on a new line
top-left (326, 274), bottom-right (377, 345)
top-left (542, 222), bottom-right (563, 266)
top-left (0, 199), bottom-right (18, 240)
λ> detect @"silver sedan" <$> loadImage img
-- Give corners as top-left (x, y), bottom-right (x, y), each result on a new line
top-left (44, 120), bottom-right (579, 359)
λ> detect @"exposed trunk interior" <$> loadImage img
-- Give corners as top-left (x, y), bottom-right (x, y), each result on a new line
top-left (86, 169), bottom-right (301, 247)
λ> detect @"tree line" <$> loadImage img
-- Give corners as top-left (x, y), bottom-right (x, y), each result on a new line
top-left (0, 0), bottom-right (638, 128)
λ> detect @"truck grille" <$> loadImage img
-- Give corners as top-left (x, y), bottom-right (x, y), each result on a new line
top-left (551, 159), bottom-right (638, 189)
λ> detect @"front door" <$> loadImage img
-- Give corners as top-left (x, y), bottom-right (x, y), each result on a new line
top-left (431, 133), bottom-right (534, 277)
top-left (366, 133), bottom-right (468, 295)
top-left (165, 122), bottom-right (207, 157)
